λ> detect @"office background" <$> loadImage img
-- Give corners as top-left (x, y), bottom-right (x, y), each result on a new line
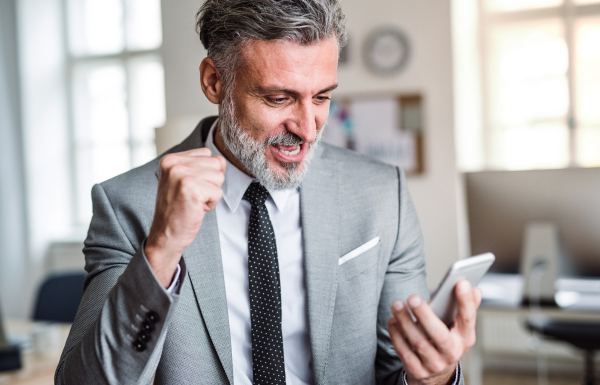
top-left (1, 0), bottom-right (599, 383)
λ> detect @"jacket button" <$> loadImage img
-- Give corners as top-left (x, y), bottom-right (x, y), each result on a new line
top-left (141, 320), bottom-right (155, 333)
top-left (146, 310), bottom-right (160, 324)
top-left (138, 330), bottom-right (151, 343)
top-left (132, 339), bottom-right (146, 352)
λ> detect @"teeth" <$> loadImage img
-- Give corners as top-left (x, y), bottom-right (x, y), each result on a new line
top-left (278, 144), bottom-right (301, 156)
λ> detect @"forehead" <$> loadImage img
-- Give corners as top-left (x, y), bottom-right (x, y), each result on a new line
top-left (238, 37), bottom-right (339, 93)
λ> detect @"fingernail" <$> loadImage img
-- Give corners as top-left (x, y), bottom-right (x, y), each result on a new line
top-left (408, 296), bottom-right (422, 308)
top-left (392, 301), bottom-right (404, 312)
top-left (458, 280), bottom-right (471, 294)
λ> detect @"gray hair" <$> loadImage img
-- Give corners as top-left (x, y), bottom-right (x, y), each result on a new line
top-left (196, 0), bottom-right (347, 88)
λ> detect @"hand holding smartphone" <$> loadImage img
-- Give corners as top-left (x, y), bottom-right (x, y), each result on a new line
top-left (428, 252), bottom-right (495, 326)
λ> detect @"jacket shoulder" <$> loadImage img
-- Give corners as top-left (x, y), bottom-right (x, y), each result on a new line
top-left (99, 157), bottom-right (161, 201)
top-left (320, 142), bottom-right (401, 185)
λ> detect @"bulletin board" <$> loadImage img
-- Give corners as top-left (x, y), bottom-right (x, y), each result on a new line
top-left (323, 93), bottom-right (425, 176)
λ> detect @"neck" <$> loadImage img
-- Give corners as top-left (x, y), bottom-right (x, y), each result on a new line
top-left (214, 120), bottom-right (254, 178)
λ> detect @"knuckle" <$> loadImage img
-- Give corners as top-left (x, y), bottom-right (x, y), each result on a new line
top-left (387, 316), bottom-right (395, 328)
top-left (413, 339), bottom-right (428, 354)
top-left (462, 313), bottom-right (475, 325)
top-left (215, 171), bottom-right (225, 185)
top-left (431, 361), bottom-right (446, 374)
top-left (449, 349), bottom-right (462, 363)
top-left (437, 332), bottom-right (451, 347)
top-left (466, 333), bottom-right (476, 348)
top-left (397, 343), bottom-right (414, 360)
top-left (177, 177), bottom-right (195, 195)
top-left (160, 154), bottom-right (175, 169)
top-left (169, 164), bottom-right (185, 179)
top-left (215, 187), bottom-right (224, 201)
top-left (208, 156), bottom-right (223, 170)
top-left (414, 369), bottom-right (429, 380)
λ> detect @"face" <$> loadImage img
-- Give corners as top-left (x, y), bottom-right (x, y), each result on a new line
top-left (219, 36), bottom-right (339, 190)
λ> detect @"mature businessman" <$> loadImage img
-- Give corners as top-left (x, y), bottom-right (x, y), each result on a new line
top-left (56, 0), bottom-right (481, 384)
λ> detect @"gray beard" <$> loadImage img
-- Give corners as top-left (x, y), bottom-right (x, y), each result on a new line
top-left (218, 91), bottom-right (323, 191)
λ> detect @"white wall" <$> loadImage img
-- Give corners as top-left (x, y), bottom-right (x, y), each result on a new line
top-left (159, 0), bottom-right (462, 288)
top-left (0, 0), bottom-right (28, 318)
top-left (10, 0), bottom-right (74, 317)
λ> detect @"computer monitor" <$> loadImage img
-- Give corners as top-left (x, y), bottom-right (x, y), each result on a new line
top-left (465, 167), bottom-right (600, 276)
top-left (0, 303), bottom-right (7, 349)
top-left (0, 302), bottom-right (22, 372)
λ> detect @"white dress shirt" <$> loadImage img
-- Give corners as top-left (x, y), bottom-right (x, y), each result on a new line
top-left (204, 121), bottom-right (313, 385)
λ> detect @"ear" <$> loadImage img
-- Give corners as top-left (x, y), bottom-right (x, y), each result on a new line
top-left (200, 57), bottom-right (224, 104)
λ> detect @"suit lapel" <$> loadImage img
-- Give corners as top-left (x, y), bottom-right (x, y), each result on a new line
top-left (300, 148), bottom-right (342, 385)
top-left (154, 117), bottom-right (233, 384)
top-left (185, 210), bottom-right (233, 385)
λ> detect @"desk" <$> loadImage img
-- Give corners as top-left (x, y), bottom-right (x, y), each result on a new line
top-left (0, 320), bottom-right (70, 385)
top-left (466, 306), bottom-right (600, 385)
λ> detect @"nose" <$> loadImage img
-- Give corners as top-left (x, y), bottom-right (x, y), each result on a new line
top-left (286, 100), bottom-right (317, 143)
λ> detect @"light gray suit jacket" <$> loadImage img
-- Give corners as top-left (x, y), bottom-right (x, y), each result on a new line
top-left (55, 116), bottom-right (464, 385)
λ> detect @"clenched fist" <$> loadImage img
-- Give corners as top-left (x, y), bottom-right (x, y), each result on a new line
top-left (145, 148), bottom-right (226, 288)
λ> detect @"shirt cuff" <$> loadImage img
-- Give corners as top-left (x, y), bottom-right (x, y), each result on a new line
top-left (141, 238), bottom-right (183, 295)
top-left (166, 263), bottom-right (182, 294)
top-left (402, 362), bottom-right (461, 385)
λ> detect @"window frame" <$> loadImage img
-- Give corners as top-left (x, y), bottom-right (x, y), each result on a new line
top-left (60, 0), bottom-right (164, 228)
top-left (478, 0), bottom-right (600, 169)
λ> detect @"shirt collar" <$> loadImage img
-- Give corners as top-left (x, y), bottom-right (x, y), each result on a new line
top-left (205, 119), bottom-right (294, 213)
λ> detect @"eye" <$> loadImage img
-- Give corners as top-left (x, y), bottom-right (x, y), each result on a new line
top-left (315, 95), bottom-right (331, 103)
top-left (266, 96), bottom-right (289, 105)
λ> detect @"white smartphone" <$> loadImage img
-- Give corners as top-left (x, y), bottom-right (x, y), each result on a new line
top-left (428, 252), bottom-right (495, 326)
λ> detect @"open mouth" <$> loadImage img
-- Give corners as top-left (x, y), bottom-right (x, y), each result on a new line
top-left (271, 142), bottom-right (307, 162)
top-left (275, 144), bottom-right (302, 155)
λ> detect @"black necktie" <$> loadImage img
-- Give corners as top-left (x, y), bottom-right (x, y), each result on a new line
top-left (243, 182), bottom-right (286, 385)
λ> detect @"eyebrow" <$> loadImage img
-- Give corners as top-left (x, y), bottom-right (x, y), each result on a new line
top-left (251, 83), bottom-right (338, 97)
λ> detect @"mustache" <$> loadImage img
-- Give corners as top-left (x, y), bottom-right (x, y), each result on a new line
top-left (266, 131), bottom-right (305, 146)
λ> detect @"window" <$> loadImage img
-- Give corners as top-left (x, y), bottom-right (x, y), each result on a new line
top-left (66, 0), bottom-right (166, 226)
top-left (481, 0), bottom-right (600, 170)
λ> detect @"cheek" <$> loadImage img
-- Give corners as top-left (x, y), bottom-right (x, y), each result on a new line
top-left (242, 103), bottom-right (287, 137)
top-left (316, 105), bottom-right (331, 130)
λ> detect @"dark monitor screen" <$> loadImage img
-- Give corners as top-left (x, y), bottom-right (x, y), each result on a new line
top-left (465, 167), bottom-right (600, 276)
top-left (0, 304), bottom-right (7, 348)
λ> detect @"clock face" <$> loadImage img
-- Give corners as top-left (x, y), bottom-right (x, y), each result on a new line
top-left (365, 28), bottom-right (410, 76)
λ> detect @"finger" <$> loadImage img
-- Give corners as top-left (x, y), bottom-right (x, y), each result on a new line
top-left (453, 280), bottom-right (477, 345)
top-left (387, 316), bottom-right (428, 380)
top-left (164, 163), bottom-right (223, 189)
top-left (195, 181), bottom-right (223, 211)
top-left (183, 155), bottom-right (224, 171)
top-left (392, 301), bottom-right (446, 374)
top-left (473, 287), bottom-right (482, 308)
top-left (407, 295), bottom-right (454, 356)
top-left (193, 168), bottom-right (225, 188)
top-left (159, 150), bottom-right (219, 173)
top-left (181, 147), bottom-right (212, 157)
top-left (214, 155), bottom-right (226, 173)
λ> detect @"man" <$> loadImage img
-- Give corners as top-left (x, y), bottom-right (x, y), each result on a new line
top-left (56, 0), bottom-right (481, 384)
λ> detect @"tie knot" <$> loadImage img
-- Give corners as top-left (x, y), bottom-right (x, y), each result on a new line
top-left (243, 182), bottom-right (270, 206)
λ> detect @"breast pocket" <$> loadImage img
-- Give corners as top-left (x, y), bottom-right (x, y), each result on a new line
top-left (338, 237), bottom-right (380, 280)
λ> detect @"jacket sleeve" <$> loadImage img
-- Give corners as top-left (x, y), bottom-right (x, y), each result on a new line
top-left (375, 168), bottom-right (465, 385)
top-left (55, 183), bottom-right (186, 385)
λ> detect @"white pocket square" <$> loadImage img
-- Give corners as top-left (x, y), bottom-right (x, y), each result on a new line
top-left (339, 237), bottom-right (380, 265)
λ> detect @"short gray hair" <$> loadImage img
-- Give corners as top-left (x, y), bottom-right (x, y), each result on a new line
top-left (196, 0), bottom-right (347, 88)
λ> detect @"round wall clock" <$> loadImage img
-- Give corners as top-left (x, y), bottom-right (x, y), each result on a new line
top-left (364, 27), bottom-right (411, 76)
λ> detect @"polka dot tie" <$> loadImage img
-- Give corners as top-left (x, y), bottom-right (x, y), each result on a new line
top-left (243, 182), bottom-right (286, 385)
